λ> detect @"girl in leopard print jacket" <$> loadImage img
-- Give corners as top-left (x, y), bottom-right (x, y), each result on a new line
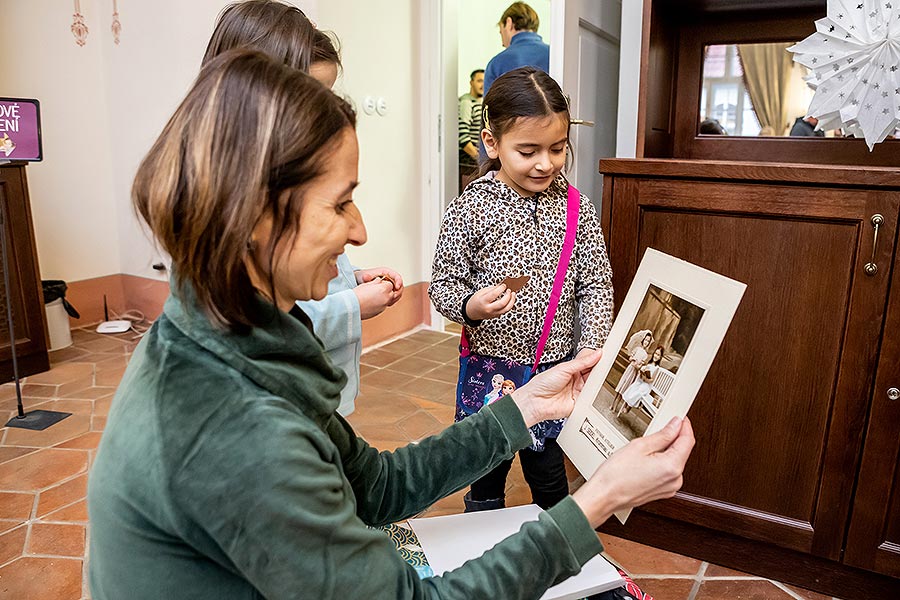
top-left (428, 67), bottom-right (614, 511)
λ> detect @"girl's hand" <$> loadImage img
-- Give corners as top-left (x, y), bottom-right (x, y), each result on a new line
top-left (572, 417), bottom-right (695, 528)
top-left (465, 284), bottom-right (516, 321)
top-left (353, 279), bottom-right (400, 320)
top-left (356, 267), bottom-right (404, 295)
top-left (510, 350), bottom-right (602, 427)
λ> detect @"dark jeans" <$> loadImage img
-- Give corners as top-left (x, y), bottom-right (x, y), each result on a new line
top-left (469, 437), bottom-right (568, 509)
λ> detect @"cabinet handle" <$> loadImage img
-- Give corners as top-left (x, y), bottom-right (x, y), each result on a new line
top-left (863, 214), bottom-right (884, 276)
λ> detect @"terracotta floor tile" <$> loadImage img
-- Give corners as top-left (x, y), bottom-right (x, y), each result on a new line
top-left (348, 393), bottom-right (419, 426)
top-left (360, 349), bottom-right (405, 368)
top-left (48, 346), bottom-right (92, 364)
top-left (406, 396), bottom-right (451, 412)
top-left (19, 384), bottom-right (58, 399)
top-left (411, 344), bottom-right (460, 363)
top-left (422, 362), bottom-right (460, 384)
top-left (54, 432), bottom-right (103, 450)
top-left (24, 363), bottom-right (94, 386)
top-left (28, 522), bottom-right (85, 557)
top-left (0, 524), bottom-right (27, 566)
top-left (351, 422), bottom-right (407, 443)
top-left (3, 414), bottom-right (91, 448)
top-left (30, 399), bottom-right (93, 417)
top-left (359, 368), bottom-right (407, 391)
top-left (0, 449), bottom-right (88, 492)
top-left (77, 336), bottom-right (130, 354)
top-left (0, 446), bottom-right (38, 465)
top-left (357, 438), bottom-right (412, 452)
top-left (599, 534), bottom-right (702, 575)
top-left (56, 376), bottom-right (97, 399)
top-left (705, 562), bottom-right (754, 577)
top-left (397, 377), bottom-right (456, 402)
top-left (93, 395), bottom-right (113, 418)
top-left (379, 337), bottom-right (434, 356)
top-left (359, 364), bottom-right (377, 377)
top-left (405, 330), bottom-right (454, 345)
top-left (695, 579), bottom-right (796, 599)
top-left (384, 356), bottom-right (444, 376)
top-left (632, 577), bottom-right (696, 599)
top-left (0, 519), bottom-right (24, 535)
top-left (0, 556), bottom-right (83, 599)
top-left (37, 475), bottom-right (87, 518)
top-left (62, 385), bottom-right (115, 400)
top-left (94, 365), bottom-right (127, 387)
top-left (0, 493), bottom-right (33, 521)
top-left (91, 415), bottom-right (107, 431)
top-left (396, 411), bottom-right (444, 440)
top-left (41, 499), bottom-right (88, 524)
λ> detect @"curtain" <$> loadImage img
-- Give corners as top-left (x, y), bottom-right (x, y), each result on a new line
top-left (737, 44), bottom-right (794, 134)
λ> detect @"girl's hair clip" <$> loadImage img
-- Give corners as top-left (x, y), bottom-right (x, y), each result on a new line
top-left (482, 105), bottom-right (490, 129)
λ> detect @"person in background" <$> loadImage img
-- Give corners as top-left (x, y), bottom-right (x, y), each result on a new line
top-left (699, 118), bottom-right (727, 135)
top-left (789, 115), bottom-right (825, 137)
top-left (483, 2), bottom-right (550, 97)
top-left (202, 0), bottom-right (403, 416)
top-left (459, 68), bottom-right (484, 192)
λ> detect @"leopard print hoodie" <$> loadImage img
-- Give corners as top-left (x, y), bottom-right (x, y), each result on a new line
top-left (429, 172), bottom-right (614, 365)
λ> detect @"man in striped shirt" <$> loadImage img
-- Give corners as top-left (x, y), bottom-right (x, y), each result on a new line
top-left (459, 68), bottom-right (484, 193)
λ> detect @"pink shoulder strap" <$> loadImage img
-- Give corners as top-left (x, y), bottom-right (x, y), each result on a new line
top-left (459, 184), bottom-right (580, 369)
top-left (531, 184), bottom-right (579, 370)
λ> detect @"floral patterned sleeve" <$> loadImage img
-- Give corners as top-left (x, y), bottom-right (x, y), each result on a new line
top-left (428, 198), bottom-right (476, 325)
top-left (573, 195), bottom-right (614, 352)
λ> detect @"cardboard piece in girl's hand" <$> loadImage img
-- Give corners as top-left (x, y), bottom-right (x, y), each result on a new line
top-left (502, 275), bottom-right (530, 293)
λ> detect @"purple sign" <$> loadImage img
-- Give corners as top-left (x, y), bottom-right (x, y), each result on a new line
top-left (0, 98), bottom-right (42, 162)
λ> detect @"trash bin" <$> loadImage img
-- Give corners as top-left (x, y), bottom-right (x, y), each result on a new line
top-left (42, 280), bottom-right (80, 351)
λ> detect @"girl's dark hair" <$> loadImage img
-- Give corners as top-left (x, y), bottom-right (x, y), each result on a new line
top-left (133, 49), bottom-right (356, 330)
top-left (478, 66), bottom-right (570, 175)
top-left (202, 0), bottom-right (341, 72)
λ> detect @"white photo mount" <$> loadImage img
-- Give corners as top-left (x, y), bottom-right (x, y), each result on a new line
top-left (558, 248), bottom-right (746, 523)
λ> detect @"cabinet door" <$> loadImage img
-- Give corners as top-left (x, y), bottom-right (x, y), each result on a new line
top-left (605, 176), bottom-right (899, 561)
top-left (844, 245), bottom-right (900, 576)
top-left (0, 166), bottom-right (49, 381)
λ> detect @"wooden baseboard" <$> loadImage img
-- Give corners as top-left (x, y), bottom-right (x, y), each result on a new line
top-left (64, 275), bottom-right (430, 346)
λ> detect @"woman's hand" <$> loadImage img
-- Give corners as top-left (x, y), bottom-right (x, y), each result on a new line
top-left (356, 267), bottom-right (404, 295)
top-left (465, 284), bottom-right (516, 322)
top-left (510, 350), bottom-right (602, 427)
top-left (572, 417), bottom-right (695, 528)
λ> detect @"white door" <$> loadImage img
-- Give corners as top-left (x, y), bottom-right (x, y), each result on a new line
top-left (549, 0), bottom-right (622, 211)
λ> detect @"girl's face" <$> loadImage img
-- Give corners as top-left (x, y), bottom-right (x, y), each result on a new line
top-left (642, 334), bottom-right (652, 348)
top-left (483, 113), bottom-right (568, 197)
top-left (491, 374), bottom-right (504, 388)
top-left (653, 348), bottom-right (663, 362)
top-left (249, 127), bottom-right (366, 308)
top-left (502, 383), bottom-right (515, 395)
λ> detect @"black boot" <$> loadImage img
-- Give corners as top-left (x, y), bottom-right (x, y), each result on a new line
top-left (463, 491), bottom-right (505, 512)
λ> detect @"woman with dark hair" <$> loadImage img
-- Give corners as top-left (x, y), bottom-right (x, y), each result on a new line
top-left (87, 51), bottom-right (694, 599)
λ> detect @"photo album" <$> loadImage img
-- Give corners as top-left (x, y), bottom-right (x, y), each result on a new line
top-left (558, 248), bottom-right (746, 522)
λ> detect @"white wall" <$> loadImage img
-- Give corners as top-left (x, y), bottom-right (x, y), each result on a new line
top-left (0, 0), bottom-right (119, 282)
top-left (0, 0), bottom-right (423, 284)
top-left (318, 0), bottom-right (423, 281)
top-left (457, 0), bottom-right (552, 96)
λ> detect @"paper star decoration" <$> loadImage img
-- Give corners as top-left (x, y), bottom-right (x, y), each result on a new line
top-left (789, 0), bottom-right (900, 149)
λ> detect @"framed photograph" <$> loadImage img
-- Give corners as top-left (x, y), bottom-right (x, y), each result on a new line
top-left (558, 248), bottom-right (745, 521)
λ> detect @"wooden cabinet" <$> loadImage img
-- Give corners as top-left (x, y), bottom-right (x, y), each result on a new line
top-left (0, 164), bottom-right (48, 381)
top-left (598, 159), bottom-right (900, 598)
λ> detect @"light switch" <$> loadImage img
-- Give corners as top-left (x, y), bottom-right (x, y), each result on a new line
top-left (376, 97), bottom-right (388, 116)
top-left (362, 96), bottom-right (376, 115)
